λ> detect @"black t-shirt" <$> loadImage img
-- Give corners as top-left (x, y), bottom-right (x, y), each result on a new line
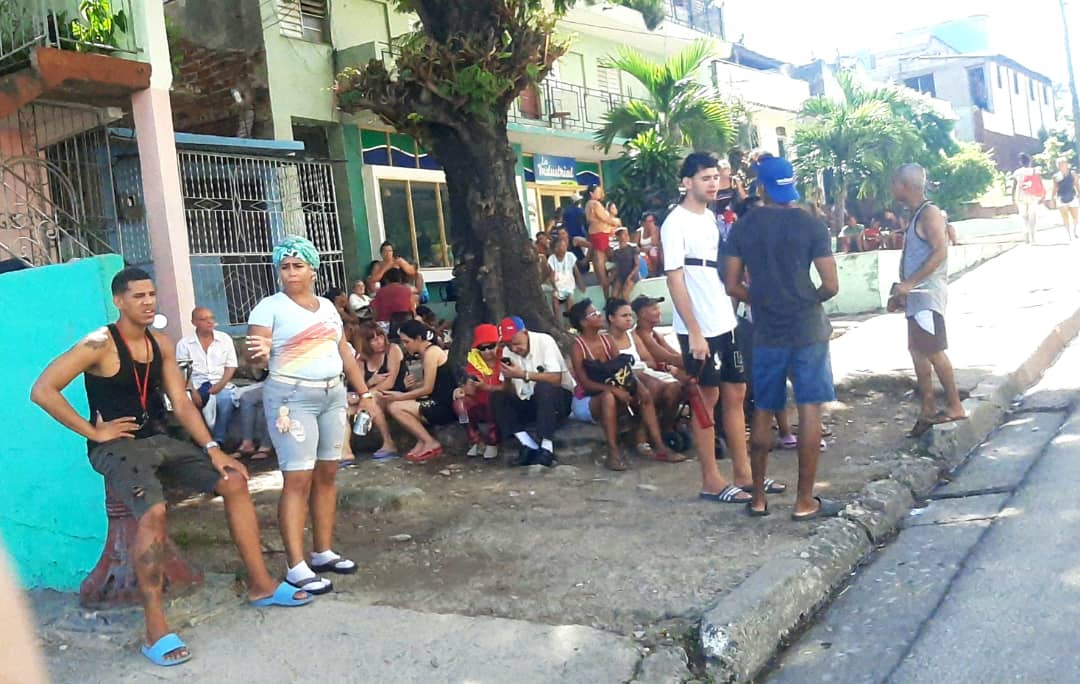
top-left (724, 206), bottom-right (833, 347)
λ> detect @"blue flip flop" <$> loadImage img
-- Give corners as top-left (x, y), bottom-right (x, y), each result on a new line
top-left (250, 581), bottom-right (315, 608)
top-left (141, 633), bottom-right (191, 667)
top-left (698, 484), bottom-right (752, 504)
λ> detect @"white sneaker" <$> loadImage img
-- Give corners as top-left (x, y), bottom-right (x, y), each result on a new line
top-left (483, 445), bottom-right (499, 460)
top-left (467, 443), bottom-right (483, 457)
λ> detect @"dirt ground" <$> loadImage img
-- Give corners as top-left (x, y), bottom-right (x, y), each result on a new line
top-left (166, 364), bottom-right (929, 641)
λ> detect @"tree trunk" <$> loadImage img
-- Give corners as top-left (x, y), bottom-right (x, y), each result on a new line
top-left (834, 177), bottom-right (848, 231)
top-left (425, 120), bottom-right (559, 366)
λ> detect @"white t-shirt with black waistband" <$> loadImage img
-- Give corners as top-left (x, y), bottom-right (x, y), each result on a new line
top-left (661, 204), bottom-right (738, 338)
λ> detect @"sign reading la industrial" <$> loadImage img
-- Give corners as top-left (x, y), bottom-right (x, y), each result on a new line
top-left (534, 154), bottom-right (577, 184)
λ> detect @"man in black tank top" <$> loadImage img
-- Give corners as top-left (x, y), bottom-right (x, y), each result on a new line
top-left (31, 268), bottom-right (312, 667)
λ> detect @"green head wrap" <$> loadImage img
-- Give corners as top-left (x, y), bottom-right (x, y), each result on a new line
top-left (273, 235), bottom-right (320, 270)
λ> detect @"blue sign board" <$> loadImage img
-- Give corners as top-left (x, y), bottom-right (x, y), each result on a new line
top-left (534, 154), bottom-right (577, 184)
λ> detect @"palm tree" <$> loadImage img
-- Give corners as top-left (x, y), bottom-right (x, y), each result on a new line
top-left (794, 71), bottom-right (920, 227)
top-left (594, 38), bottom-right (735, 154)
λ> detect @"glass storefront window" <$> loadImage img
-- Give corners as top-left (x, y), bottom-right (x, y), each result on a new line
top-left (378, 178), bottom-right (452, 268)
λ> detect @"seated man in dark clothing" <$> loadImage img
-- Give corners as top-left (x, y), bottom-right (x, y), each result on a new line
top-left (491, 316), bottom-right (575, 467)
top-left (30, 267), bottom-right (312, 668)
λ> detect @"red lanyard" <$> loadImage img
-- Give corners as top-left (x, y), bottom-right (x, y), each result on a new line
top-left (116, 327), bottom-right (151, 417)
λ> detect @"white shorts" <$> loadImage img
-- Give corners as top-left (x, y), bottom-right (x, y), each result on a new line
top-left (1058, 197), bottom-right (1080, 209)
top-left (571, 394), bottom-right (596, 423)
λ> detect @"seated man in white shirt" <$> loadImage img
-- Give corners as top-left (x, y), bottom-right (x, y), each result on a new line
top-left (493, 316), bottom-right (576, 467)
top-left (176, 307), bottom-right (238, 444)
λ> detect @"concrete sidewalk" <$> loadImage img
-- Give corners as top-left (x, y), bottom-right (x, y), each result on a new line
top-left (34, 244), bottom-right (1080, 684)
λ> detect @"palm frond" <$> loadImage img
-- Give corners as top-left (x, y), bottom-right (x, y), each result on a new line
top-left (594, 100), bottom-right (659, 152)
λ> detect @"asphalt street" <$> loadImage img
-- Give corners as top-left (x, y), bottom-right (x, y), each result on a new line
top-left (767, 339), bottom-right (1080, 684)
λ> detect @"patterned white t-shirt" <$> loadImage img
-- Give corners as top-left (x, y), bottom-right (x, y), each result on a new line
top-left (248, 292), bottom-right (343, 380)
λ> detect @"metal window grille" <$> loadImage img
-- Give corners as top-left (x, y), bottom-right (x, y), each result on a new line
top-left (179, 150), bottom-right (345, 328)
top-left (0, 102), bottom-right (118, 265)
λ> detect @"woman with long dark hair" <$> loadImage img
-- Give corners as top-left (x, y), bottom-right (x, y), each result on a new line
top-left (381, 319), bottom-right (457, 462)
top-left (247, 235), bottom-right (382, 596)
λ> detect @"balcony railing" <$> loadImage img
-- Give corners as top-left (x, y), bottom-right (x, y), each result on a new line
top-left (509, 78), bottom-right (641, 135)
top-left (663, 0), bottom-right (725, 38)
top-left (0, 0), bottom-right (140, 74)
top-left (337, 41), bottom-right (642, 137)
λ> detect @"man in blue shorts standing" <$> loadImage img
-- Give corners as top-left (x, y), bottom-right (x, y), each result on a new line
top-left (724, 156), bottom-right (843, 520)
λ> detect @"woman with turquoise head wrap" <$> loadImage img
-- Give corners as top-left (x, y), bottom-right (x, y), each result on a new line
top-left (272, 234), bottom-right (321, 273)
top-left (245, 234), bottom-right (393, 595)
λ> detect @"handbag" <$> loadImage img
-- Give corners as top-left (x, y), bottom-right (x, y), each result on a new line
top-left (582, 353), bottom-right (637, 391)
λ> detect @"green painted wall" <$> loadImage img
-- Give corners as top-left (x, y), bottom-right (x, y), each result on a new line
top-left (341, 124), bottom-right (373, 276)
top-left (0, 255), bottom-right (123, 589)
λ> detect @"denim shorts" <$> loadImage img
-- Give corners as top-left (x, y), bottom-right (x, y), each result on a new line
top-left (262, 378), bottom-right (348, 472)
top-left (571, 394), bottom-right (596, 423)
top-left (751, 342), bottom-right (836, 412)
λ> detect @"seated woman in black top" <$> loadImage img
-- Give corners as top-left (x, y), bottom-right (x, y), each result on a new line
top-left (356, 323), bottom-right (408, 393)
top-left (382, 320), bottom-right (456, 463)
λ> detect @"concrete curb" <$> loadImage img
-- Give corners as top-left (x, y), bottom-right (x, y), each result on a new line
top-left (699, 303), bottom-right (1080, 683)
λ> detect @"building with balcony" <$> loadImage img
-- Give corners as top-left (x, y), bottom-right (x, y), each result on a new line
top-left (165, 0), bottom-right (726, 288)
top-left (711, 44), bottom-right (811, 158)
top-left (854, 17), bottom-right (1057, 170)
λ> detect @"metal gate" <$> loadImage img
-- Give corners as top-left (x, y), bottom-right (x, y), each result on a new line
top-left (0, 103), bottom-right (118, 265)
top-left (179, 150), bottom-right (347, 328)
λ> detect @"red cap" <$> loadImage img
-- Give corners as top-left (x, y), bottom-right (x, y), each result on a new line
top-left (499, 316), bottom-right (526, 342)
top-left (472, 324), bottom-right (499, 348)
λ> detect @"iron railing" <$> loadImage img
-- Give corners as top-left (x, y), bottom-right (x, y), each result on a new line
top-left (663, 0), bottom-right (725, 38)
top-left (510, 79), bottom-right (642, 134)
top-left (0, 0), bottom-right (140, 73)
top-left (345, 42), bottom-right (644, 137)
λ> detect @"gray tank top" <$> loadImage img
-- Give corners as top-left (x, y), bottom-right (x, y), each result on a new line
top-left (901, 201), bottom-right (948, 316)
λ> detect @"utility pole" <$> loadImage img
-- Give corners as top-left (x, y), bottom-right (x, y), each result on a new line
top-left (1060, 0), bottom-right (1080, 162)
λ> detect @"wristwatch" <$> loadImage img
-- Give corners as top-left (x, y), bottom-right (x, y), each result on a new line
top-left (360, 391), bottom-right (374, 399)
top-left (203, 440), bottom-right (220, 454)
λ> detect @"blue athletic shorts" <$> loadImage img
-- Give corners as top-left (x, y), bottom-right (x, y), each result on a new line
top-left (751, 342), bottom-right (835, 412)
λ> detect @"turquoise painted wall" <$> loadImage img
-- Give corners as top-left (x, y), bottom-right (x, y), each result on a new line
top-left (0, 255), bottom-right (123, 589)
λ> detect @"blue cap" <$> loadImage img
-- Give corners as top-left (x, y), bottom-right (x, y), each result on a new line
top-left (755, 156), bottom-right (800, 204)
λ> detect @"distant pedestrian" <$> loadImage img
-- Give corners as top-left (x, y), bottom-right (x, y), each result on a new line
top-left (611, 227), bottom-right (639, 301)
top-left (1053, 156), bottom-right (1078, 241)
top-left (1011, 153), bottom-right (1045, 243)
top-left (889, 164), bottom-right (967, 438)
top-left (724, 156), bottom-right (840, 520)
top-left (584, 184), bottom-right (621, 298)
top-left (662, 152), bottom-right (755, 504)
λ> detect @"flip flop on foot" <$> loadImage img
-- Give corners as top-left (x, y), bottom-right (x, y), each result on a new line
top-left (310, 553), bottom-right (358, 575)
top-left (791, 496), bottom-right (845, 522)
top-left (251, 446), bottom-right (272, 460)
top-left (778, 434), bottom-right (798, 450)
top-left (287, 574), bottom-right (333, 595)
top-left (699, 484), bottom-right (752, 504)
top-left (405, 445), bottom-right (443, 463)
top-left (141, 633), bottom-right (191, 667)
top-left (739, 479), bottom-right (787, 495)
top-left (746, 502), bottom-right (770, 517)
top-left (251, 581), bottom-right (314, 608)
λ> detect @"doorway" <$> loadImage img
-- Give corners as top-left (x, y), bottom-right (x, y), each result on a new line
top-left (527, 183), bottom-right (582, 234)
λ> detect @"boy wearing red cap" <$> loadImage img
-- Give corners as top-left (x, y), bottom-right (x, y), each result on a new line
top-left (454, 324), bottom-right (504, 459)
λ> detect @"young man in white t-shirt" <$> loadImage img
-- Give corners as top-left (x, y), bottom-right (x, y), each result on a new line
top-left (663, 152), bottom-right (767, 505)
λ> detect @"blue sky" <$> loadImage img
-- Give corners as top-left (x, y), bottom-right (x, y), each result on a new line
top-left (728, 0), bottom-right (1078, 82)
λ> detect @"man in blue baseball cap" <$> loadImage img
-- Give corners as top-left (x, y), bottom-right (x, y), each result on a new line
top-left (723, 155), bottom-right (843, 521)
top-left (492, 316), bottom-right (576, 466)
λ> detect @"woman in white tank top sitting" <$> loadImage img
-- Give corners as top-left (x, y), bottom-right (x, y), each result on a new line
top-left (604, 298), bottom-right (685, 456)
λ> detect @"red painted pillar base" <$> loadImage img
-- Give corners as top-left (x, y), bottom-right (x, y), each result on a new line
top-left (79, 489), bottom-right (203, 609)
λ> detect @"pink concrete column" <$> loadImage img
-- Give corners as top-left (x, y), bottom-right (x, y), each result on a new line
top-left (131, 88), bottom-right (194, 340)
top-left (130, 0), bottom-right (193, 339)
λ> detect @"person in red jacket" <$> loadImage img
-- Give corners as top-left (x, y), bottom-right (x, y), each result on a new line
top-left (454, 324), bottom-right (504, 460)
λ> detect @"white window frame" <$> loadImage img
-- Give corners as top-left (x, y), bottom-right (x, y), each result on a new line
top-left (364, 165), bottom-right (455, 283)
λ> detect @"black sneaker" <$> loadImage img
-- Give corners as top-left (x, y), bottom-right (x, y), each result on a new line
top-left (535, 448), bottom-right (555, 467)
top-left (516, 445), bottom-right (538, 467)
